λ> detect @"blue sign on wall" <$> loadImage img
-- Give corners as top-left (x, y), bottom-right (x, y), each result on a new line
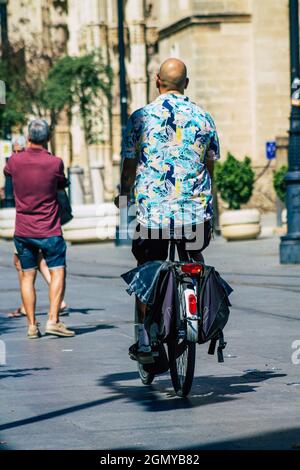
top-left (266, 141), bottom-right (277, 160)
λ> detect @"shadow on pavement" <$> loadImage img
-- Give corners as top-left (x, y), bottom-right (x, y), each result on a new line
top-left (178, 427), bottom-right (300, 450)
top-left (0, 367), bottom-right (50, 380)
top-left (0, 395), bottom-right (120, 432)
top-left (67, 307), bottom-right (105, 315)
top-left (0, 315), bottom-right (23, 334)
top-left (69, 272), bottom-right (121, 280)
top-left (36, 307), bottom-right (106, 316)
top-left (72, 324), bottom-right (115, 336)
top-left (156, 369), bottom-right (287, 403)
top-left (99, 369), bottom-right (286, 412)
top-left (0, 369), bottom-right (287, 435)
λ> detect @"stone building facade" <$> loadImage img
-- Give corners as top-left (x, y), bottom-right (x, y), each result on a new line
top-left (157, 0), bottom-right (290, 210)
top-left (3, 0), bottom-right (292, 210)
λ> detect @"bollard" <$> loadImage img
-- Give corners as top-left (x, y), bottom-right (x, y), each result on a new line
top-left (69, 166), bottom-right (84, 205)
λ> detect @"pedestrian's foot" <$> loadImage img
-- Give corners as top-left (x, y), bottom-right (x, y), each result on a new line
top-left (45, 320), bottom-right (75, 337)
top-left (129, 342), bottom-right (155, 364)
top-left (8, 307), bottom-right (26, 318)
top-left (27, 324), bottom-right (41, 339)
top-left (59, 304), bottom-right (69, 316)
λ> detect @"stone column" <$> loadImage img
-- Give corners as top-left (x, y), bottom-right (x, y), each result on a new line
top-left (84, 0), bottom-right (114, 203)
top-left (125, 0), bottom-right (147, 111)
top-left (69, 166), bottom-right (85, 205)
top-left (107, 1), bottom-right (121, 192)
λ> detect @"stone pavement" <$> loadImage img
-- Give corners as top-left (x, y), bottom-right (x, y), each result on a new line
top-left (0, 233), bottom-right (300, 450)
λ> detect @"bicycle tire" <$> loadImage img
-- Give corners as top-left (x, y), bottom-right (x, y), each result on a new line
top-left (137, 362), bottom-right (155, 385)
top-left (168, 339), bottom-right (196, 397)
top-left (134, 305), bottom-right (155, 385)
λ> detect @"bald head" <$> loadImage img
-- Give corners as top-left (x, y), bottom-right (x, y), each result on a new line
top-left (157, 58), bottom-right (189, 94)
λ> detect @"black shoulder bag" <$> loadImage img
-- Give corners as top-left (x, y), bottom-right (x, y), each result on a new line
top-left (57, 189), bottom-right (73, 226)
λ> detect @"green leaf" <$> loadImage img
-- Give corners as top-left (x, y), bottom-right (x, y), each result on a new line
top-left (273, 165), bottom-right (287, 204)
top-left (215, 152), bottom-right (254, 210)
top-left (0, 44), bottom-right (113, 144)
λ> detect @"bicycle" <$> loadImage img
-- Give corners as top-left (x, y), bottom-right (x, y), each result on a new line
top-left (134, 238), bottom-right (204, 398)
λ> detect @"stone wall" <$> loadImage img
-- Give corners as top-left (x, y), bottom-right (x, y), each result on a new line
top-left (159, 16), bottom-right (254, 160)
top-left (158, 0), bottom-right (291, 211)
top-left (3, 0), bottom-right (293, 212)
top-left (252, 0), bottom-right (290, 164)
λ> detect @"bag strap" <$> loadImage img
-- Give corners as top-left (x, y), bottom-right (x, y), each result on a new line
top-left (208, 337), bottom-right (217, 355)
top-left (208, 329), bottom-right (227, 363)
top-left (217, 330), bottom-right (227, 363)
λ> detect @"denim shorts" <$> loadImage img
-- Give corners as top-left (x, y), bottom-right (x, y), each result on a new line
top-left (14, 236), bottom-right (67, 271)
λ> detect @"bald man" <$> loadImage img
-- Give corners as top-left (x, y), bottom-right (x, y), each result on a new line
top-left (117, 58), bottom-right (220, 364)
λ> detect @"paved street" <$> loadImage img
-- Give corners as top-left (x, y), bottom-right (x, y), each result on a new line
top-left (0, 233), bottom-right (300, 450)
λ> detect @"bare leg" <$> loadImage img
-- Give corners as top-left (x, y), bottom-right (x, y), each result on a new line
top-left (38, 254), bottom-right (67, 310)
top-left (136, 297), bottom-right (147, 323)
top-left (17, 271), bottom-right (27, 314)
top-left (14, 254), bottom-right (26, 315)
top-left (135, 259), bottom-right (148, 324)
top-left (48, 268), bottom-right (66, 323)
top-left (20, 269), bottom-right (37, 326)
top-left (37, 254), bottom-right (51, 283)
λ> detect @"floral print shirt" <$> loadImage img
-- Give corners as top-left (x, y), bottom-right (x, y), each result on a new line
top-left (122, 92), bottom-right (220, 229)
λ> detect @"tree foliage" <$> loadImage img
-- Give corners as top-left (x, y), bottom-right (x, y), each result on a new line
top-left (0, 45), bottom-right (30, 136)
top-left (215, 152), bottom-right (255, 210)
top-left (0, 42), bottom-right (113, 145)
top-left (273, 165), bottom-right (287, 204)
top-left (44, 53), bottom-right (113, 143)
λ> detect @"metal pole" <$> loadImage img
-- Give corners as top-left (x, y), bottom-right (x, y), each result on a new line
top-left (289, 0), bottom-right (300, 82)
top-left (3, 158), bottom-right (15, 208)
top-left (0, 1), bottom-right (14, 207)
top-left (116, 0), bottom-right (132, 245)
top-left (280, 0), bottom-right (300, 263)
top-left (0, 0), bottom-right (8, 53)
top-left (117, 0), bottom-right (128, 138)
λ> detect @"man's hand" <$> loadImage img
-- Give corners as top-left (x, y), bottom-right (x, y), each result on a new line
top-left (120, 158), bottom-right (137, 197)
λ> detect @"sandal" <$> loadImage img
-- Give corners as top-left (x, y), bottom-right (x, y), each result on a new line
top-left (8, 307), bottom-right (27, 318)
top-left (59, 305), bottom-right (70, 316)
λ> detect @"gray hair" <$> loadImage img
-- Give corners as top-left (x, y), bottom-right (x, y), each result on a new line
top-left (28, 119), bottom-right (50, 144)
top-left (12, 135), bottom-right (26, 149)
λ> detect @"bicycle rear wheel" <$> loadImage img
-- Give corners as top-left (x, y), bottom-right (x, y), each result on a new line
top-left (168, 338), bottom-right (196, 397)
top-left (134, 304), bottom-right (155, 385)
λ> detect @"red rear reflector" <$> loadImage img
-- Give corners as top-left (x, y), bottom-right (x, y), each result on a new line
top-left (188, 294), bottom-right (197, 315)
top-left (181, 263), bottom-right (202, 275)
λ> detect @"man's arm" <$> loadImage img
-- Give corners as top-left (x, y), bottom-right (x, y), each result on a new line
top-left (120, 157), bottom-right (137, 196)
top-left (56, 159), bottom-right (69, 190)
top-left (114, 158), bottom-right (137, 208)
top-left (115, 111), bottom-right (140, 207)
top-left (3, 158), bottom-right (12, 177)
top-left (207, 159), bottom-right (214, 179)
top-left (206, 113), bottom-right (220, 179)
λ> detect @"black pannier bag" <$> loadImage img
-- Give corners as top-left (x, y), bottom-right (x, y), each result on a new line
top-left (198, 265), bottom-right (233, 362)
top-left (122, 261), bottom-right (233, 365)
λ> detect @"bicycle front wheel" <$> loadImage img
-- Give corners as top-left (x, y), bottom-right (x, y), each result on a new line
top-left (168, 339), bottom-right (196, 397)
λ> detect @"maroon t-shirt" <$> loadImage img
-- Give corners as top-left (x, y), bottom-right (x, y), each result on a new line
top-left (4, 147), bottom-right (68, 238)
